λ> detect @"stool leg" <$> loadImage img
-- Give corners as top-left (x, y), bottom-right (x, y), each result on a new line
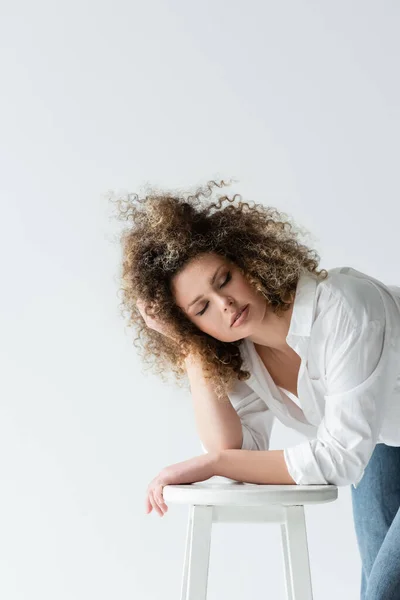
top-left (180, 505), bottom-right (194, 599)
top-left (180, 505), bottom-right (213, 600)
top-left (281, 506), bottom-right (313, 600)
top-left (280, 523), bottom-right (294, 600)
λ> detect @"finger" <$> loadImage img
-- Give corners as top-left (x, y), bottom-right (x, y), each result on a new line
top-left (154, 487), bottom-right (168, 514)
top-left (153, 488), bottom-right (167, 516)
top-left (145, 494), bottom-right (152, 514)
top-left (149, 490), bottom-right (161, 516)
top-left (155, 486), bottom-right (169, 516)
top-left (149, 490), bottom-right (164, 517)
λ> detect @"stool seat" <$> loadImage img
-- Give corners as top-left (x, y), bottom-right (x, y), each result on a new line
top-left (164, 479), bottom-right (338, 599)
top-left (163, 480), bottom-right (338, 506)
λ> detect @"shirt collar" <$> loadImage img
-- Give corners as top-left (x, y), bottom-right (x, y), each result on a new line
top-left (240, 270), bottom-right (321, 432)
top-left (242, 269), bottom-right (319, 363)
top-left (286, 270), bottom-right (319, 346)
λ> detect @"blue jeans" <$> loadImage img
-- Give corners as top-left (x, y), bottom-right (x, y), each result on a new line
top-left (351, 442), bottom-right (400, 599)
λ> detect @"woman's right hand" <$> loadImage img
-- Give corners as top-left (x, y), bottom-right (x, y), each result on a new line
top-left (136, 297), bottom-right (181, 343)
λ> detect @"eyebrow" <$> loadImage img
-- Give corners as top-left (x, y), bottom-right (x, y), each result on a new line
top-left (187, 264), bottom-right (224, 310)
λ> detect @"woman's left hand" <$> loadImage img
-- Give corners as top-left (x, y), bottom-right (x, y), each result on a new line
top-left (145, 452), bottom-right (219, 517)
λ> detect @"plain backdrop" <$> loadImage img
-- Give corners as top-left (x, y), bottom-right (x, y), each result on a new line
top-left (1, 1), bottom-right (399, 598)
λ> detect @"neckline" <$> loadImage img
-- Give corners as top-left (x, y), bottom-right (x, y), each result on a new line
top-left (242, 339), bottom-right (314, 428)
top-left (247, 339), bottom-right (302, 399)
top-left (278, 385), bottom-right (300, 403)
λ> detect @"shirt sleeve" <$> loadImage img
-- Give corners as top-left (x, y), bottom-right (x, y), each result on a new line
top-left (200, 380), bottom-right (275, 453)
top-left (284, 292), bottom-right (399, 488)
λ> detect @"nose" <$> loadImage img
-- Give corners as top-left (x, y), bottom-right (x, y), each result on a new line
top-left (222, 296), bottom-right (238, 318)
top-left (221, 296), bottom-right (234, 309)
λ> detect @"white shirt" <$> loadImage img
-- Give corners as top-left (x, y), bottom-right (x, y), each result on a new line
top-left (201, 266), bottom-right (400, 489)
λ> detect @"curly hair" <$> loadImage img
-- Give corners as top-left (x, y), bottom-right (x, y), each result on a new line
top-left (108, 178), bottom-right (328, 400)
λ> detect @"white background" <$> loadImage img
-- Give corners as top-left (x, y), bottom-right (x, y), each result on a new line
top-left (1, 1), bottom-right (399, 598)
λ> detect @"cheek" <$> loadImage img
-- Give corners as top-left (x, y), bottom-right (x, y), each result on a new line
top-left (240, 282), bottom-right (255, 298)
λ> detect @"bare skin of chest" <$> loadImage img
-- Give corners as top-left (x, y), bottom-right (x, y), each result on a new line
top-left (254, 344), bottom-right (301, 398)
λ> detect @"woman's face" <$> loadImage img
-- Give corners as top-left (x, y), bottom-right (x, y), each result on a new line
top-left (171, 252), bottom-right (271, 342)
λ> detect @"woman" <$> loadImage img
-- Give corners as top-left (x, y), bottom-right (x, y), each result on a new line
top-left (111, 179), bottom-right (400, 599)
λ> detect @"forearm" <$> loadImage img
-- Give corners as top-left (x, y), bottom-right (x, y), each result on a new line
top-left (185, 354), bottom-right (242, 452)
top-left (214, 449), bottom-right (297, 485)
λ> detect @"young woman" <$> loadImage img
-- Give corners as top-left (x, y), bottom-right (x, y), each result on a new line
top-left (111, 179), bottom-right (400, 599)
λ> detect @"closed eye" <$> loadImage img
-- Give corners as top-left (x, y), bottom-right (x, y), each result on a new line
top-left (196, 271), bottom-right (232, 316)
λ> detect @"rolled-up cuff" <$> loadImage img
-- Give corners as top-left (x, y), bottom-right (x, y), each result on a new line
top-left (283, 441), bottom-right (329, 485)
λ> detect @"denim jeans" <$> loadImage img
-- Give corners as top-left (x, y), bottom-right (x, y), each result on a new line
top-left (351, 442), bottom-right (400, 600)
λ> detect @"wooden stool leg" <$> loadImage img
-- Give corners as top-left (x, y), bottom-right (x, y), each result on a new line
top-left (180, 505), bottom-right (213, 600)
top-left (281, 506), bottom-right (313, 600)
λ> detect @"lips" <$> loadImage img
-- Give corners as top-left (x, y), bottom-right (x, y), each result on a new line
top-left (231, 304), bottom-right (248, 326)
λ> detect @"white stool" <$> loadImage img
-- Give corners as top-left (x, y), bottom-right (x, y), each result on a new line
top-left (163, 481), bottom-right (338, 600)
